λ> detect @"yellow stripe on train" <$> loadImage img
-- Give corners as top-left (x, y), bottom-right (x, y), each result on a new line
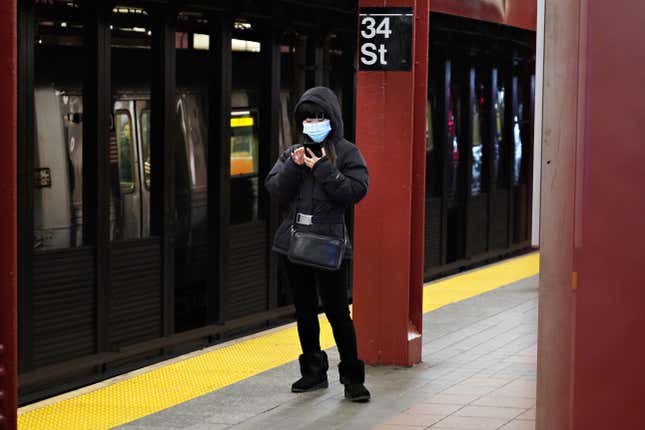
top-left (231, 117), bottom-right (254, 128)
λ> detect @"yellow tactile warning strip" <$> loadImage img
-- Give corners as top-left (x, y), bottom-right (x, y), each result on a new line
top-left (18, 252), bottom-right (539, 430)
top-left (423, 252), bottom-right (540, 313)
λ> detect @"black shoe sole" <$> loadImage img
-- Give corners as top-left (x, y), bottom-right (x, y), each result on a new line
top-left (345, 393), bottom-right (371, 403)
top-left (291, 380), bottom-right (329, 393)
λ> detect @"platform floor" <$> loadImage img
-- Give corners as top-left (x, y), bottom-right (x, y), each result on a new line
top-left (19, 254), bottom-right (539, 430)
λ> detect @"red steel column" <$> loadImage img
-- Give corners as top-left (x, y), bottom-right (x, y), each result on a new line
top-left (353, 0), bottom-right (429, 366)
top-left (538, 0), bottom-right (645, 428)
top-left (0, 0), bottom-right (18, 428)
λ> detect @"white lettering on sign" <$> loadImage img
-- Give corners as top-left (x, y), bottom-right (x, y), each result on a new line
top-left (361, 17), bottom-right (377, 39)
top-left (376, 18), bottom-right (393, 38)
top-left (361, 17), bottom-right (393, 39)
top-left (360, 43), bottom-right (378, 65)
top-left (378, 44), bottom-right (387, 64)
top-left (359, 9), bottom-right (413, 71)
top-left (360, 16), bottom-right (393, 67)
top-left (360, 43), bottom-right (388, 65)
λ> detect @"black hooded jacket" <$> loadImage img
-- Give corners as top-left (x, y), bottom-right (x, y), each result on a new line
top-left (264, 87), bottom-right (369, 259)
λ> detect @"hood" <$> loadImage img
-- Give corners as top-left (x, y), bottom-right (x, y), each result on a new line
top-left (294, 86), bottom-right (344, 143)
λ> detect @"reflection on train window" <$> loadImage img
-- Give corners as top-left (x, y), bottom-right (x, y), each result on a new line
top-left (111, 6), bottom-right (151, 50)
top-left (426, 99), bottom-right (434, 154)
top-left (426, 92), bottom-right (442, 197)
top-left (494, 84), bottom-right (506, 187)
top-left (193, 34), bottom-right (210, 50)
top-left (471, 86), bottom-right (483, 196)
top-left (140, 109), bottom-right (151, 189)
top-left (115, 110), bottom-right (136, 193)
top-left (230, 113), bottom-right (259, 176)
top-left (174, 93), bottom-right (209, 249)
top-left (33, 87), bottom-right (84, 250)
top-left (447, 84), bottom-right (461, 202)
top-left (512, 75), bottom-right (524, 187)
top-left (513, 110), bottom-right (523, 186)
top-left (32, 1), bottom-right (85, 250)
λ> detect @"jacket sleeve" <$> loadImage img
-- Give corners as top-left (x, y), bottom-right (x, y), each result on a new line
top-left (311, 145), bottom-right (369, 205)
top-left (264, 147), bottom-right (304, 204)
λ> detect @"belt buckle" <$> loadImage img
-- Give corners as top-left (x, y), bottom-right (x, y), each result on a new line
top-left (296, 213), bottom-right (313, 226)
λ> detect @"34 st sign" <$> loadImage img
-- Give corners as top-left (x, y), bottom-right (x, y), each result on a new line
top-left (359, 7), bottom-right (414, 71)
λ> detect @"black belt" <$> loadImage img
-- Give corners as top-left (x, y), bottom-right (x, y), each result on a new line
top-left (294, 212), bottom-right (344, 225)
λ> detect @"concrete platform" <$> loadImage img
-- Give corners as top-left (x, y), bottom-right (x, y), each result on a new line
top-left (115, 275), bottom-right (538, 430)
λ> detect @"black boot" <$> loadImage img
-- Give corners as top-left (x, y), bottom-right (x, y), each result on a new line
top-left (291, 351), bottom-right (329, 393)
top-left (339, 360), bottom-right (371, 402)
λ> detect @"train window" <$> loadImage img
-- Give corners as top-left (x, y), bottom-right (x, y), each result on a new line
top-left (512, 76), bottom-right (524, 187)
top-left (279, 91), bottom-right (294, 153)
top-left (447, 81), bottom-right (461, 202)
top-left (230, 113), bottom-right (259, 176)
top-left (426, 87), bottom-right (442, 197)
top-left (115, 110), bottom-right (136, 194)
top-left (493, 69), bottom-right (507, 188)
top-left (513, 114), bottom-right (523, 186)
top-left (32, 3), bottom-right (85, 250)
top-left (175, 93), bottom-right (208, 241)
top-left (471, 83), bottom-right (484, 196)
top-left (111, 6), bottom-right (151, 50)
top-left (230, 109), bottom-right (260, 224)
top-left (140, 109), bottom-right (151, 189)
top-left (470, 74), bottom-right (489, 196)
top-left (33, 88), bottom-right (84, 250)
top-left (193, 34), bottom-right (209, 50)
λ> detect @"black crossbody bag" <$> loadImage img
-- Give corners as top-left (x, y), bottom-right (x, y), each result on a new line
top-left (287, 176), bottom-right (347, 271)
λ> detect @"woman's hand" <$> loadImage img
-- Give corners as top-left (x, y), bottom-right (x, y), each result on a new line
top-left (291, 147), bottom-right (305, 165)
top-left (304, 147), bottom-right (326, 169)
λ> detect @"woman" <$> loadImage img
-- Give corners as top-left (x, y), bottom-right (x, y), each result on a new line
top-left (265, 87), bottom-right (371, 402)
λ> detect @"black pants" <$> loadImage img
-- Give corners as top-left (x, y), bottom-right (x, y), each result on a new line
top-left (282, 256), bottom-right (358, 364)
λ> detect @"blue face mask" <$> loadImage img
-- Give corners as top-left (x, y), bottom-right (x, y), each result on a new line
top-left (302, 119), bottom-right (332, 143)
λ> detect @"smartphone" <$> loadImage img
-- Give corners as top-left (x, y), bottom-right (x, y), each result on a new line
top-left (303, 143), bottom-right (323, 157)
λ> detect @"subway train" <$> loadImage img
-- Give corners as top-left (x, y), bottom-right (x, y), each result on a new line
top-left (17, 1), bottom-right (534, 403)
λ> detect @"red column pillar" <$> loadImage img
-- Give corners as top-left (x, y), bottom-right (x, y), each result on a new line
top-left (0, 0), bottom-right (17, 428)
top-left (353, 0), bottom-right (429, 366)
top-left (538, 0), bottom-right (645, 428)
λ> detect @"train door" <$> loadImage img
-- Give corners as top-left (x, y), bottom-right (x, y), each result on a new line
top-left (112, 99), bottom-right (142, 240)
top-left (135, 99), bottom-right (151, 238)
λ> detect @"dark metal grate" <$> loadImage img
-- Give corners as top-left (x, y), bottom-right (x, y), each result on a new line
top-left (491, 189), bottom-right (509, 250)
top-left (425, 197), bottom-right (442, 270)
top-left (228, 222), bottom-right (267, 320)
top-left (109, 239), bottom-right (162, 349)
top-left (32, 247), bottom-right (96, 368)
top-left (467, 193), bottom-right (489, 257)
